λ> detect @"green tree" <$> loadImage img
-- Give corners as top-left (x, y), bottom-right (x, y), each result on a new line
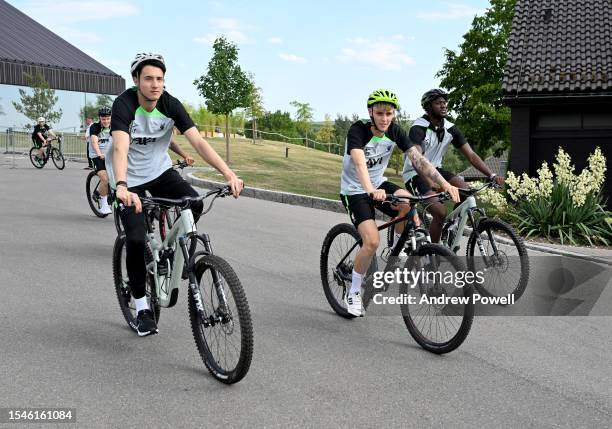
top-left (436, 0), bottom-right (515, 156)
top-left (290, 100), bottom-right (313, 139)
top-left (193, 36), bottom-right (253, 162)
top-left (245, 79), bottom-right (265, 142)
top-left (245, 110), bottom-right (298, 141)
top-left (12, 70), bottom-right (62, 127)
top-left (316, 114), bottom-right (335, 150)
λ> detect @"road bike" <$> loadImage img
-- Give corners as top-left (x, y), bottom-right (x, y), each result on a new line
top-left (112, 186), bottom-right (254, 383)
top-left (29, 136), bottom-right (65, 170)
top-left (321, 192), bottom-right (474, 354)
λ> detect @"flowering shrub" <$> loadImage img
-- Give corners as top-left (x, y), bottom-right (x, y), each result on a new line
top-left (501, 147), bottom-right (611, 246)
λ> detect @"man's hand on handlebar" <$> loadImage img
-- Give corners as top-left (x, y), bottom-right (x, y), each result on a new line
top-left (369, 189), bottom-right (386, 201)
top-left (116, 185), bottom-right (142, 214)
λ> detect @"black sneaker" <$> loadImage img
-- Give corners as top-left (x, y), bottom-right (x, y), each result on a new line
top-left (136, 309), bottom-right (158, 337)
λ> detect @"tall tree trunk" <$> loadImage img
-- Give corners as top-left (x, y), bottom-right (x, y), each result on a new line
top-left (225, 113), bottom-right (230, 163)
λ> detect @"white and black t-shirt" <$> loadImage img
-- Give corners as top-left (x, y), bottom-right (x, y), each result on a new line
top-left (340, 120), bottom-right (412, 195)
top-left (88, 122), bottom-right (111, 158)
top-left (402, 115), bottom-right (466, 183)
top-left (106, 88), bottom-right (195, 187)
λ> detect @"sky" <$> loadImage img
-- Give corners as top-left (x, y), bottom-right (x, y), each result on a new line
top-left (1, 0), bottom-right (491, 129)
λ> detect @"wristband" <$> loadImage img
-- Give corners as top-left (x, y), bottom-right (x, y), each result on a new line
top-left (116, 181), bottom-right (128, 188)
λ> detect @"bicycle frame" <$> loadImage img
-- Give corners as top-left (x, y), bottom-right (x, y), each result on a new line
top-left (443, 195), bottom-right (477, 251)
top-left (147, 207), bottom-right (198, 308)
top-left (334, 205), bottom-right (430, 276)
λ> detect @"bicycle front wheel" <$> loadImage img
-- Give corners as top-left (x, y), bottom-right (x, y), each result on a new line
top-left (400, 243), bottom-right (474, 354)
top-left (466, 218), bottom-right (530, 301)
top-left (112, 234), bottom-right (160, 332)
top-left (51, 148), bottom-right (65, 170)
top-left (29, 147), bottom-right (44, 168)
top-left (320, 223), bottom-right (377, 319)
top-left (189, 254), bottom-right (253, 384)
top-left (85, 171), bottom-right (110, 218)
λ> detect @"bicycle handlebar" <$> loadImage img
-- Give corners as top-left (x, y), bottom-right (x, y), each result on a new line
top-left (174, 160), bottom-right (189, 170)
top-left (139, 186), bottom-right (232, 215)
top-left (371, 192), bottom-right (449, 206)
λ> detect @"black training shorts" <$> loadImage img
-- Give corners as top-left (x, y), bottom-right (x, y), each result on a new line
top-left (340, 181), bottom-right (401, 227)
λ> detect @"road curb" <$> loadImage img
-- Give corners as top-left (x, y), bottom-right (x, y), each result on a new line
top-left (187, 173), bottom-right (612, 267)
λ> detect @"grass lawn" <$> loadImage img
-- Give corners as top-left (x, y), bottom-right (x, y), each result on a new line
top-left (173, 135), bottom-right (405, 200)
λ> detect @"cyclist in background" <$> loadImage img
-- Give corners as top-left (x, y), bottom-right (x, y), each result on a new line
top-left (32, 117), bottom-right (56, 161)
top-left (89, 107), bottom-right (113, 215)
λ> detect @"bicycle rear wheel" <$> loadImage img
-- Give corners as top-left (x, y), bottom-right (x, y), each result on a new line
top-left (29, 147), bottom-right (44, 168)
top-left (400, 243), bottom-right (474, 354)
top-left (51, 148), bottom-right (65, 170)
top-left (466, 218), bottom-right (529, 301)
top-left (112, 234), bottom-right (160, 332)
top-left (86, 171), bottom-right (110, 218)
top-left (189, 254), bottom-right (253, 384)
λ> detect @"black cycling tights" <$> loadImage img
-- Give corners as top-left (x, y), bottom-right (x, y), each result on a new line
top-left (119, 168), bottom-right (203, 299)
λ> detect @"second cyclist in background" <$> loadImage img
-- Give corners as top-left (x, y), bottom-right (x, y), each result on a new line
top-left (89, 107), bottom-right (113, 215)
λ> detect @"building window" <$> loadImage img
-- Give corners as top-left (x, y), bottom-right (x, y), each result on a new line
top-left (583, 113), bottom-right (612, 129)
top-left (536, 113), bottom-right (582, 129)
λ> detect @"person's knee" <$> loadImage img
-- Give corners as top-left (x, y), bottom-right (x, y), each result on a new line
top-left (361, 234), bottom-right (380, 253)
top-left (428, 204), bottom-right (446, 222)
top-left (125, 234), bottom-right (145, 249)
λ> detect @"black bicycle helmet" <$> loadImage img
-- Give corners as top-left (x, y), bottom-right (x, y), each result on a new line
top-left (421, 88), bottom-right (448, 109)
top-left (98, 106), bottom-right (112, 116)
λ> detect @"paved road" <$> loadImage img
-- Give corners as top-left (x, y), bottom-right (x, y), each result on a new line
top-left (1, 156), bottom-right (611, 428)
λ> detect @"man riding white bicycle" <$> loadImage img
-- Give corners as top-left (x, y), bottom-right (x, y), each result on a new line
top-left (108, 52), bottom-right (243, 337)
top-left (339, 89), bottom-right (460, 317)
top-left (403, 88), bottom-right (504, 243)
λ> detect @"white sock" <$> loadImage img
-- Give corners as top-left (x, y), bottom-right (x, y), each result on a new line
top-left (393, 232), bottom-right (402, 248)
top-left (350, 270), bottom-right (363, 294)
top-left (135, 297), bottom-right (149, 313)
top-left (100, 196), bottom-right (109, 207)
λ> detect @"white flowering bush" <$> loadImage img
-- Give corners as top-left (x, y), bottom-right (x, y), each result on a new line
top-left (505, 147), bottom-right (611, 246)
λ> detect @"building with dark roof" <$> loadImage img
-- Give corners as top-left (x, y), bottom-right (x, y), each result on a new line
top-left (460, 152), bottom-right (508, 181)
top-left (0, 0), bottom-right (124, 94)
top-left (503, 0), bottom-right (611, 207)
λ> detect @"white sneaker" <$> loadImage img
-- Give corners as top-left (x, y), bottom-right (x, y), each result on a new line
top-left (344, 291), bottom-right (363, 317)
top-left (99, 204), bottom-right (112, 215)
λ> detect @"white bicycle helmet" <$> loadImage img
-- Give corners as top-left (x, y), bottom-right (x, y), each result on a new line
top-left (130, 53), bottom-right (166, 76)
top-left (37, 117), bottom-right (45, 123)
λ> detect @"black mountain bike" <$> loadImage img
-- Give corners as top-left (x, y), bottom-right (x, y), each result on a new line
top-left (29, 136), bottom-right (65, 170)
top-left (321, 192), bottom-right (474, 354)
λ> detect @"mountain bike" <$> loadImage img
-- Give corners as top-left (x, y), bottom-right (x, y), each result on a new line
top-left (29, 136), bottom-right (65, 170)
top-left (400, 181), bottom-right (530, 301)
top-left (112, 186), bottom-right (253, 383)
top-left (321, 192), bottom-right (474, 354)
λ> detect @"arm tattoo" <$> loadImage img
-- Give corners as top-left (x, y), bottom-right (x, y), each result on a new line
top-left (407, 146), bottom-right (447, 187)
